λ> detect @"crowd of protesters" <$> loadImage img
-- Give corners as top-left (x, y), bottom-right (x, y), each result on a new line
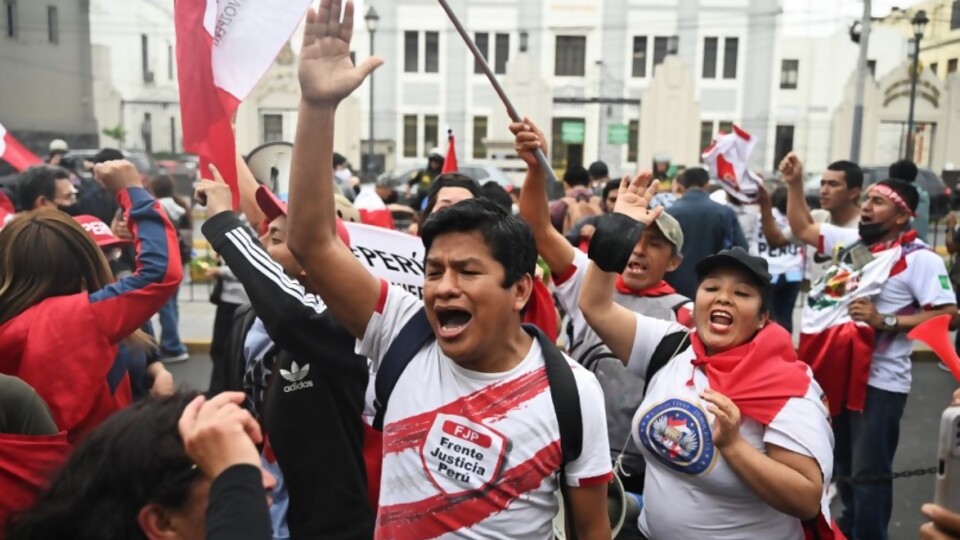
top-left (3, 1), bottom-right (960, 539)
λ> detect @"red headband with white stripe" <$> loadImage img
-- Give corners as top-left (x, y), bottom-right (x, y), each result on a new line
top-left (869, 184), bottom-right (916, 217)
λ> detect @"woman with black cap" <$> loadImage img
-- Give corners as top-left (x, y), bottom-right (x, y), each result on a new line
top-left (578, 173), bottom-right (837, 538)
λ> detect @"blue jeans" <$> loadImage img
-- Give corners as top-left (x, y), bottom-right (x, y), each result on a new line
top-left (157, 285), bottom-right (187, 356)
top-left (834, 385), bottom-right (908, 540)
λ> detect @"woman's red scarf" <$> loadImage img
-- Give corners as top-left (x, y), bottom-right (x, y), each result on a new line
top-left (689, 323), bottom-right (811, 425)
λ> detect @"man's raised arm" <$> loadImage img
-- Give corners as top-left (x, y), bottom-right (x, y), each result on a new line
top-left (781, 152), bottom-right (820, 248)
top-left (285, 0), bottom-right (384, 339)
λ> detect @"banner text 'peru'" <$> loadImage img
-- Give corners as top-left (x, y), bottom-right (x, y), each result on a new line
top-left (174, 0), bottom-right (311, 208)
top-left (0, 122), bottom-right (43, 172)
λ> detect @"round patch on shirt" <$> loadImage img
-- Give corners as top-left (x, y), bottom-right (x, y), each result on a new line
top-left (420, 414), bottom-right (508, 496)
top-left (637, 398), bottom-right (717, 476)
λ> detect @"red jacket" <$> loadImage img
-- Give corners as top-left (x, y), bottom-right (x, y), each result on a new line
top-left (0, 188), bottom-right (182, 442)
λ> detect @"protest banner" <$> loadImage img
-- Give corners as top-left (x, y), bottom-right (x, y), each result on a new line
top-left (344, 222), bottom-right (424, 299)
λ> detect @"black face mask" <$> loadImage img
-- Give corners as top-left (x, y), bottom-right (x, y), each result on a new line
top-left (858, 221), bottom-right (889, 245)
top-left (58, 203), bottom-right (80, 216)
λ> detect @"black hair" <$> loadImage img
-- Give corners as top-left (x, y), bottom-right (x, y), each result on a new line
top-left (6, 392), bottom-right (202, 540)
top-left (678, 167), bottom-right (709, 189)
top-left (889, 159), bottom-right (919, 183)
top-left (874, 178), bottom-right (919, 213)
top-left (419, 173), bottom-right (482, 229)
top-left (697, 269), bottom-right (772, 317)
top-left (420, 198), bottom-right (537, 288)
top-left (562, 165), bottom-right (590, 188)
top-left (150, 175), bottom-right (176, 199)
top-left (17, 165), bottom-right (71, 211)
top-left (333, 152), bottom-right (347, 168)
top-left (771, 185), bottom-right (789, 215)
top-left (480, 182), bottom-right (513, 213)
top-left (602, 179), bottom-right (620, 201)
top-left (826, 160), bottom-right (864, 190)
top-left (91, 148), bottom-right (124, 164)
top-left (588, 161), bottom-right (609, 180)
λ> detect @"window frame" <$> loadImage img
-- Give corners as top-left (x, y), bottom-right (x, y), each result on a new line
top-left (46, 5), bottom-right (57, 44)
top-left (702, 36), bottom-right (718, 79)
top-left (722, 37), bottom-right (738, 79)
top-left (554, 35), bottom-right (587, 77)
top-left (404, 31), bottom-right (419, 73)
top-left (631, 36), bottom-right (647, 78)
top-left (780, 59), bottom-right (799, 90)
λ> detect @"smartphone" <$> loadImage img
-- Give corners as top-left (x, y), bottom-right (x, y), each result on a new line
top-left (935, 406), bottom-right (960, 512)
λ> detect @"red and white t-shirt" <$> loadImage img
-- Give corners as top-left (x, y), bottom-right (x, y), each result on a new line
top-left (627, 316), bottom-right (834, 539)
top-left (358, 282), bottom-right (613, 540)
top-left (817, 224), bottom-right (955, 393)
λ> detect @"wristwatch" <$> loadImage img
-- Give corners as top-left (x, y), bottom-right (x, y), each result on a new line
top-left (881, 314), bottom-right (898, 332)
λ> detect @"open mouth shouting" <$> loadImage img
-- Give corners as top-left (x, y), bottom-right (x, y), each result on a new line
top-left (708, 309), bottom-right (734, 334)
top-left (624, 257), bottom-right (648, 278)
top-left (434, 306), bottom-right (473, 340)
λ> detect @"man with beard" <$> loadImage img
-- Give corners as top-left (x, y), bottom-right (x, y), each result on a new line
top-left (783, 151), bottom-right (957, 540)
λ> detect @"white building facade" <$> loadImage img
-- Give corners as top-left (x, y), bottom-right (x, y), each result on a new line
top-left (89, 0), bottom-right (182, 154)
top-left (350, 0), bottom-right (782, 177)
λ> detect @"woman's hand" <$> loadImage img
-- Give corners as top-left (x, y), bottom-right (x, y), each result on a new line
top-left (701, 389), bottom-right (742, 449)
top-left (148, 365), bottom-right (175, 397)
top-left (178, 392), bottom-right (263, 479)
top-left (613, 171), bottom-right (663, 226)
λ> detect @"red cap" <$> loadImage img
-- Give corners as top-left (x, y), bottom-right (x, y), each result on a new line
top-left (255, 185), bottom-right (351, 248)
top-left (74, 215), bottom-right (132, 249)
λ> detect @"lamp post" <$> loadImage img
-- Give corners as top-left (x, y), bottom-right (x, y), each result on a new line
top-left (905, 9), bottom-right (928, 161)
top-left (365, 6), bottom-right (379, 177)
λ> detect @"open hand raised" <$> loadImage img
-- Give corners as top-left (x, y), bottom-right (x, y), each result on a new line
top-left (613, 171), bottom-right (663, 226)
top-left (299, 0), bottom-right (384, 106)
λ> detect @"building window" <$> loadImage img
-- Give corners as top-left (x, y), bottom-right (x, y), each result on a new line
top-left (931, 62), bottom-right (939, 77)
top-left (653, 36), bottom-right (669, 67)
top-left (699, 121), bottom-right (714, 155)
top-left (262, 114), bottom-right (283, 143)
top-left (167, 44), bottom-right (174, 80)
top-left (403, 115), bottom-right (418, 158)
top-left (867, 59), bottom-right (877, 77)
top-left (494, 33), bottom-right (509, 74)
top-left (952, 0), bottom-right (960, 30)
top-left (550, 118), bottom-right (585, 170)
top-left (949, 58), bottom-right (959, 74)
top-left (46, 6), bottom-right (57, 44)
top-left (472, 116), bottom-right (488, 158)
top-left (404, 31), bottom-right (419, 73)
top-left (424, 31), bottom-right (439, 73)
top-left (780, 59), bottom-right (799, 89)
top-left (718, 121), bottom-right (734, 134)
top-left (628, 119), bottom-right (639, 162)
top-left (5, 0), bottom-right (16, 39)
top-left (142, 113), bottom-right (153, 153)
top-left (774, 125), bottom-right (795, 170)
top-left (474, 32), bottom-right (489, 74)
top-left (423, 115), bottom-right (439, 152)
top-left (722, 37), bottom-right (738, 79)
top-left (702, 37), bottom-right (718, 79)
top-left (169, 116), bottom-right (176, 152)
top-left (141, 34), bottom-right (152, 83)
top-left (631, 36), bottom-right (647, 78)
top-left (555, 35), bottom-right (586, 76)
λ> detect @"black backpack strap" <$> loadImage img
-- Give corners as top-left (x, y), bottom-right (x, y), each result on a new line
top-left (224, 303), bottom-right (258, 393)
top-left (641, 331), bottom-right (690, 400)
top-left (372, 308), bottom-right (435, 431)
top-left (577, 341), bottom-right (619, 373)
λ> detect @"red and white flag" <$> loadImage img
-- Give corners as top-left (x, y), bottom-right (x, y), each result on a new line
top-left (174, 0), bottom-right (310, 208)
top-left (354, 184), bottom-right (396, 230)
top-left (0, 122), bottom-right (43, 172)
top-left (702, 125), bottom-right (760, 203)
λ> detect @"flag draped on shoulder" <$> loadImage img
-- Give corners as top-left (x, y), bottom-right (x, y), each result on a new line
top-left (0, 122), bottom-right (42, 172)
top-left (702, 125), bottom-right (760, 203)
top-left (174, 0), bottom-right (311, 208)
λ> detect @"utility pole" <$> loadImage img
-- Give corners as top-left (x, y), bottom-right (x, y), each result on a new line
top-left (850, 0), bottom-right (871, 163)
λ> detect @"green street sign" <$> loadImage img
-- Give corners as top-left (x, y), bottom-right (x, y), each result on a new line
top-left (561, 121), bottom-right (585, 144)
top-left (608, 123), bottom-right (630, 145)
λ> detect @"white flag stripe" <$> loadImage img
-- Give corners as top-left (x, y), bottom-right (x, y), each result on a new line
top-left (205, 0), bottom-right (312, 99)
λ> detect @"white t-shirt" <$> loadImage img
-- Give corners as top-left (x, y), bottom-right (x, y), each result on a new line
top-left (817, 224), bottom-right (956, 393)
top-left (358, 281), bottom-right (613, 540)
top-left (627, 316), bottom-right (834, 540)
top-left (784, 209), bottom-right (859, 282)
top-left (756, 209), bottom-right (804, 279)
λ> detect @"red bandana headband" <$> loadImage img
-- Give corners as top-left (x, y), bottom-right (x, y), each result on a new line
top-left (870, 184), bottom-right (916, 217)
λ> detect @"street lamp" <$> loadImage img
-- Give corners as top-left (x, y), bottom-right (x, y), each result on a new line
top-left (365, 6), bottom-right (379, 177)
top-left (905, 9), bottom-right (929, 161)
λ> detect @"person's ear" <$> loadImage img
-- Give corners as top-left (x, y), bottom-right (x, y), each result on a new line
top-left (849, 187), bottom-right (862, 203)
top-left (758, 311), bottom-right (771, 330)
top-left (137, 504), bottom-right (178, 540)
top-left (666, 254), bottom-right (683, 273)
top-left (513, 273), bottom-right (534, 313)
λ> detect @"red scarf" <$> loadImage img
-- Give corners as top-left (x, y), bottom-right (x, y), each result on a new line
top-left (0, 432), bottom-right (71, 529)
top-left (689, 324), bottom-right (811, 425)
top-left (615, 276), bottom-right (677, 297)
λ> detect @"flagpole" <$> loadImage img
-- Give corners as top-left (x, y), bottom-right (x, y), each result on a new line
top-left (435, 0), bottom-right (560, 194)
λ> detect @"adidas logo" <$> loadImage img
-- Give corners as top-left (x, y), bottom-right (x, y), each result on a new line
top-left (280, 362), bottom-right (314, 393)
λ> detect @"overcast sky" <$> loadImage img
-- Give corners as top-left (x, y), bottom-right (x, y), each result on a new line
top-left (782, 0), bottom-right (919, 36)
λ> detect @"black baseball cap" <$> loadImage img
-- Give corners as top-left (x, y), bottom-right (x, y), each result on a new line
top-left (695, 246), bottom-right (772, 288)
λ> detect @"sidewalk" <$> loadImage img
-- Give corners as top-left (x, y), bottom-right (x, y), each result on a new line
top-left (155, 279), bottom-right (217, 354)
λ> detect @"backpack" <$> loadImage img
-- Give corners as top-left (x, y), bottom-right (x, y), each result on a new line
top-left (224, 304), bottom-right (259, 393)
top-left (372, 308), bottom-right (583, 537)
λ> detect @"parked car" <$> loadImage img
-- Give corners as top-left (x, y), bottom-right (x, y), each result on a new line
top-left (378, 162), bottom-right (516, 190)
top-left (67, 149), bottom-right (159, 184)
top-left (804, 166), bottom-right (950, 218)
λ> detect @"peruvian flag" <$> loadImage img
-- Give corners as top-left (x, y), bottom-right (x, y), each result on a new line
top-left (702, 125), bottom-right (760, 203)
top-left (441, 129), bottom-right (458, 174)
top-left (0, 122), bottom-right (43, 172)
top-left (174, 0), bottom-right (310, 208)
top-left (354, 184), bottom-right (395, 229)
